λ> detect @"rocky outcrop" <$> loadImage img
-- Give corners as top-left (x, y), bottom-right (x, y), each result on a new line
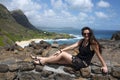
top-left (0, 40), bottom-right (120, 80)
top-left (111, 31), bottom-right (120, 40)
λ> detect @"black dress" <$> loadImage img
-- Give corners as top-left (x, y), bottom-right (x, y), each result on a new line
top-left (72, 39), bottom-right (95, 70)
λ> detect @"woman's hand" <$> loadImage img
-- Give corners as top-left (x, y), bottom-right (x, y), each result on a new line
top-left (101, 66), bottom-right (108, 73)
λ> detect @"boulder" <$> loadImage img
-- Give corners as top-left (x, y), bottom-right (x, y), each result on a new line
top-left (0, 64), bottom-right (9, 73)
top-left (111, 31), bottom-right (120, 40)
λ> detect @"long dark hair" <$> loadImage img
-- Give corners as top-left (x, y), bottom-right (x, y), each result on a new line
top-left (81, 27), bottom-right (102, 53)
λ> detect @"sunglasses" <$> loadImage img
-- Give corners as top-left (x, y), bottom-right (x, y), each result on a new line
top-left (83, 33), bottom-right (91, 36)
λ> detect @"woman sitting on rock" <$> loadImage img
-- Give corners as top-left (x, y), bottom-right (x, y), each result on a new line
top-left (31, 27), bottom-right (108, 73)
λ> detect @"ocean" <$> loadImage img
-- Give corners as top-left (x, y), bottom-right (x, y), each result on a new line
top-left (43, 28), bottom-right (118, 45)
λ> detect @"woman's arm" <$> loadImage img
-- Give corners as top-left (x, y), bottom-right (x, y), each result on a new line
top-left (92, 44), bottom-right (108, 73)
top-left (61, 41), bottom-right (79, 51)
top-left (53, 40), bottom-right (82, 56)
top-left (61, 39), bottom-right (83, 51)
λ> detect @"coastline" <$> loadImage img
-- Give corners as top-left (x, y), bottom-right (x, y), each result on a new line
top-left (15, 37), bottom-right (79, 48)
top-left (15, 39), bottom-right (44, 48)
top-left (15, 38), bottom-right (110, 48)
top-left (15, 29), bottom-right (118, 48)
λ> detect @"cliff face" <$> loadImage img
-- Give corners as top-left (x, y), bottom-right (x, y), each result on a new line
top-left (11, 10), bottom-right (38, 30)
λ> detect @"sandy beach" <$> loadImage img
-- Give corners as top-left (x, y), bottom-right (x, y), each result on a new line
top-left (15, 39), bottom-right (44, 48)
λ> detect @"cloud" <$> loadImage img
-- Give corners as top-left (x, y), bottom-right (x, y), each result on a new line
top-left (95, 12), bottom-right (108, 19)
top-left (0, 0), bottom-right (115, 30)
top-left (9, 0), bottom-right (41, 11)
top-left (51, 0), bottom-right (67, 11)
top-left (37, 10), bottom-right (78, 28)
top-left (0, 0), bottom-right (95, 29)
top-left (44, 9), bottom-right (56, 17)
top-left (78, 12), bottom-right (88, 21)
top-left (66, 0), bottom-right (94, 12)
top-left (97, 0), bottom-right (110, 8)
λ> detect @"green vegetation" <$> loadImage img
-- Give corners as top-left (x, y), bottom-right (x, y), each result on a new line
top-left (0, 21), bottom-right (74, 46)
top-left (0, 4), bottom-right (74, 46)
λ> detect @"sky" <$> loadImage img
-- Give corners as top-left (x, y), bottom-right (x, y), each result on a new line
top-left (0, 0), bottom-right (120, 30)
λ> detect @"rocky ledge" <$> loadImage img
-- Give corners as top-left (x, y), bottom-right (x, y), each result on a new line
top-left (0, 40), bottom-right (120, 80)
top-left (111, 31), bottom-right (120, 40)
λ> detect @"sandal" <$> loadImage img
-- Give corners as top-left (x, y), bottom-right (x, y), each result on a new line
top-left (33, 59), bottom-right (44, 66)
top-left (30, 55), bottom-right (38, 60)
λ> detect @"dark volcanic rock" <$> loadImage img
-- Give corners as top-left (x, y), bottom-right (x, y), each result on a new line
top-left (17, 61), bottom-right (34, 71)
top-left (0, 40), bottom-right (120, 80)
top-left (54, 73), bottom-right (74, 80)
top-left (0, 64), bottom-right (9, 73)
top-left (111, 31), bottom-right (120, 40)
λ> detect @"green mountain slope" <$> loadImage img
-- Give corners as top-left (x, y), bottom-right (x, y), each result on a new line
top-left (0, 4), bottom-right (74, 46)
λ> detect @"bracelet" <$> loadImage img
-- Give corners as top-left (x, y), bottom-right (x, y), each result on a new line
top-left (59, 49), bottom-right (62, 53)
top-left (58, 48), bottom-right (62, 53)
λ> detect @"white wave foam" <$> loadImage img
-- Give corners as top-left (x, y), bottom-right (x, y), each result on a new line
top-left (15, 34), bottom-right (83, 48)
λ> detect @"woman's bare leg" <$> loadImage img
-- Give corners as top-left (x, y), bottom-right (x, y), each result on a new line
top-left (33, 51), bottom-right (73, 65)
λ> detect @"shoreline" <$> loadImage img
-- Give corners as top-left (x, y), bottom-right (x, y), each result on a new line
top-left (15, 39), bottom-right (44, 48)
top-left (15, 36), bottom-right (82, 47)
top-left (15, 38), bottom-right (77, 48)
top-left (15, 38), bottom-right (112, 48)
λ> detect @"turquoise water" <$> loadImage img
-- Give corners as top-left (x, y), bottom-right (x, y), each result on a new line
top-left (43, 28), bottom-right (118, 44)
